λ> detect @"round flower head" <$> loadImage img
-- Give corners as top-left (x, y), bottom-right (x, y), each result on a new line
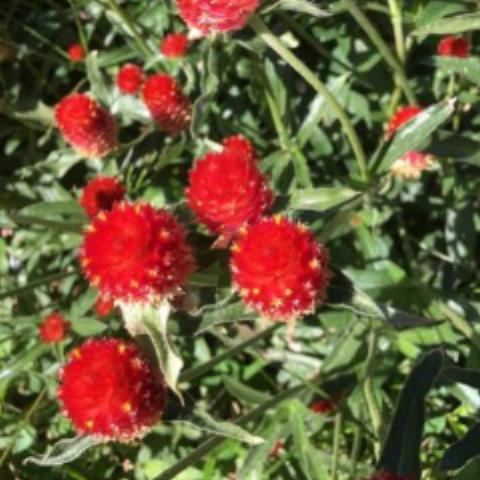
top-left (231, 216), bottom-right (329, 322)
top-left (222, 134), bottom-right (257, 161)
top-left (187, 135), bottom-right (273, 239)
top-left (161, 33), bottom-right (189, 58)
top-left (67, 43), bottom-right (85, 62)
top-left (437, 36), bottom-right (470, 58)
top-left (142, 74), bottom-right (191, 135)
top-left (94, 294), bottom-right (115, 318)
top-left (390, 151), bottom-right (437, 180)
top-left (176, 0), bottom-right (261, 35)
top-left (58, 338), bottom-right (165, 441)
top-left (80, 176), bottom-right (126, 218)
top-left (81, 202), bottom-right (194, 303)
top-left (386, 106), bottom-right (423, 140)
top-left (55, 93), bottom-right (118, 158)
top-left (116, 64), bottom-right (144, 95)
top-left (39, 312), bottom-right (70, 343)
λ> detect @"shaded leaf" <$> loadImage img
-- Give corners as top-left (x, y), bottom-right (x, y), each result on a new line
top-left (439, 423), bottom-right (480, 472)
top-left (415, 13), bottom-right (480, 36)
top-left (289, 187), bottom-right (361, 213)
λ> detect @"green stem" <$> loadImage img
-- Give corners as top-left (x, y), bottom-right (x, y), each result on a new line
top-left (387, 0), bottom-right (405, 63)
top-left (349, 423), bottom-right (362, 479)
top-left (249, 15), bottom-right (368, 181)
top-left (331, 412), bottom-right (343, 480)
top-left (68, 0), bottom-right (89, 53)
top-left (363, 328), bottom-right (382, 459)
top-left (104, 0), bottom-right (153, 60)
top-left (341, 0), bottom-right (417, 106)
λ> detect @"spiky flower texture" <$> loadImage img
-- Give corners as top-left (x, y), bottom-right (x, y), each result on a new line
top-left (437, 36), bottom-right (470, 58)
top-left (116, 64), bottom-right (144, 95)
top-left (161, 33), bottom-right (189, 58)
top-left (231, 217), bottom-right (328, 322)
top-left (67, 43), bottom-right (85, 62)
top-left (187, 136), bottom-right (273, 238)
top-left (176, 0), bottom-right (261, 35)
top-left (58, 339), bottom-right (165, 440)
top-left (80, 176), bottom-right (126, 218)
top-left (81, 202), bottom-right (194, 302)
top-left (386, 106), bottom-right (423, 139)
top-left (142, 74), bottom-right (191, 135)
top-left (55, 94), bottom-right (117, 158)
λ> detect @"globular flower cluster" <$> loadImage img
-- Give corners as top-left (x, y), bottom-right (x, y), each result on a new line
top-left (231, 217), bottom-right (329, 322)
top-left (176, 0), bottom-right (261, 35)
top-left (390, 151), bottom-right (437, 180)
top-left (385, 105), bottom-right (423, 139)
top-left (79, 176), bottom-right (126, 218)
top-left (116, 64), bottom-right (144, 95)
top-left (437, 36), bottom-right (470, 58)
top-left (58, 339), bottom-right (165, 441)
top-left (142, 74), bottom-right (192, 135)
top-left (67, 43), bottom-right (85, 62)
top-left (55, 94), bottom-right (118, 158)
top-left (39, 312), bottom-right (70, 343)
top-left (80, 202), bottom-right (194, 303)
top-left (161, 33), bottom-right (189, 58)
top-left (186, 135), bottom-right (273, 240)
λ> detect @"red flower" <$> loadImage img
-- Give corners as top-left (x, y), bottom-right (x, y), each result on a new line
top-left (186, 135), bottom-right (273, 238)
top-left (116, 64), bottom-right (144, 95)
top-left (94, 295), bottom-right (115, 318)
top-left (161, 33), bottom-right (189, 58)
top-left (55, 94), bottom-right (118, 158)
top-left (176, 0), bottom-right (261, 35)
top-left (80, 202), bottom-right (194, 302)
top-left (231, 217), bottom-right (329, 321)
top-left (437, 36), bottom-right (470, 58)
top-left (390, 151), bottom-right (437, 180)
top-left (310, 399), bottom-right (335, 414)
top-left (385, 106), bottom-right (423, 139)
top-left (67, 43), bottom-right (85, 62)
top-left (142, 74), bottom-right (191, 135)
top-left (269, 440), bottom-right (284, 459)
top-left (39, 312), bottom-right (70, 343)
top-left (58, 338), bottom-right (165, 441)
top-left (222, 134), bottom-right (257, 161)
top-left (80, 176), bottom-right (126, 218)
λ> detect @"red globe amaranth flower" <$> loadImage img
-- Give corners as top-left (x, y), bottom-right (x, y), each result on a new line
top-left (187, 136), bottom-right (273, 238)
top-left (116, 64), bottom-right (144, 95)
top-left (142, 74), bottom-right (191, 135)
top-left (437, 36), bottom-right (470, 58)
top-left (67, 43), bottom-right (85, 62)
top-left (55, 94), bottom-right (118, 158)
top-left (81, 202), bottom-right (194, 302)
top-left (176, 0), bottom-right (261, 35)
top-left (269, 440), bottom-right (284, 459)
top-left (222, 134), bottom-right (257, 161)
top-left (39, 312), bottom-right (70, 343)
top-left (386, 106), bottom-right (423, 139)
top-left (94, 294), bottom-right (115, 318)
top-left (390, 151), bottom-right (437, 180)
top-left (80, 176), bottom-right (126, 218)
top-left (368, 471), bottom-right (412, 480)
top-left (161, 33), bottom-right (189, 58)
top-left (58, 339), bottom-right (165, 440)
top-left (310, 399), bottom-right (335, 414)
top-left (231, 217), bottom-right (329, 321)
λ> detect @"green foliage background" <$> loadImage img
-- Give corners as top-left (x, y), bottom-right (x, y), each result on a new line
top-left (2, 0), bottom-right (480, 479)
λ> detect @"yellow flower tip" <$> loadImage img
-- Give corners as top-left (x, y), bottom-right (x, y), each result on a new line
top-left (122, 402), bottom-right (132, 413)
top-left (309, 259), bottom-right (320, 270)
top-left (85, 420), bottom-right (94, 430)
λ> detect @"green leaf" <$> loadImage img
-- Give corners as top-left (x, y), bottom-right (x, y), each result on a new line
top-left (272, 0), bottom-right (329, 17)
top-left (379, 100), bottom-right (455, 172)
top-left (70, 317), bottom-right (107, 337)
top-left (415, 13), bottom-right (480, 36)
top-left (453, 458), bottom-right (480, 479)
top-left (18, 201), bottom-right (85, 219)
top-left (24, 435), bottom-right (101, 467)
top-left (289, 187), bottom-right (361, 213)
top-left (86, 50), bottom-right (111, 104)
top-left (439, 424), bottom-right (480, 472)
top-left (69, 289), bottom-right (98, 320)
top-left (142, 302), bottom-right (184, 401)
top-left (194, 300), bottom-right (255, 334)
top-left (379, 349), bottom-right (445, 477)
top-left (223, 376), bottom-right (271, 405)
top-left (0, 343), bottom-right (49, 382)
top-left (434, 57), bottom-right (480, 86)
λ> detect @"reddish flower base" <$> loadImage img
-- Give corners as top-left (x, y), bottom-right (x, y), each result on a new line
top-left (55, 94), bottom-right (118, 158)
top-left (117, 64), bottom-right (144, 95)
top-left (67, 43), bottom-right (85, 62)
top-left (231, 217), bottom-right (329, 321)
top-left (161, 33), bottom-right (189, 58)
top-left (81, 202), bottom-right (194, 302)
top-left (187, 135), bottom-right (273, 237)
top-left (437, 36), bottom-right (470, 58)
top-left (59, 339), bottom-right (165, 441)
top-left (142, 74), bottom-right (191, 135)
top-left (80, 176), bottom-right (126, 218)
top-left (94, 295), bottom-right (115, 318)
top-left (39, 312), bottom-right (70, 343)
top-left (176, 0), bottom-right (261, 35)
